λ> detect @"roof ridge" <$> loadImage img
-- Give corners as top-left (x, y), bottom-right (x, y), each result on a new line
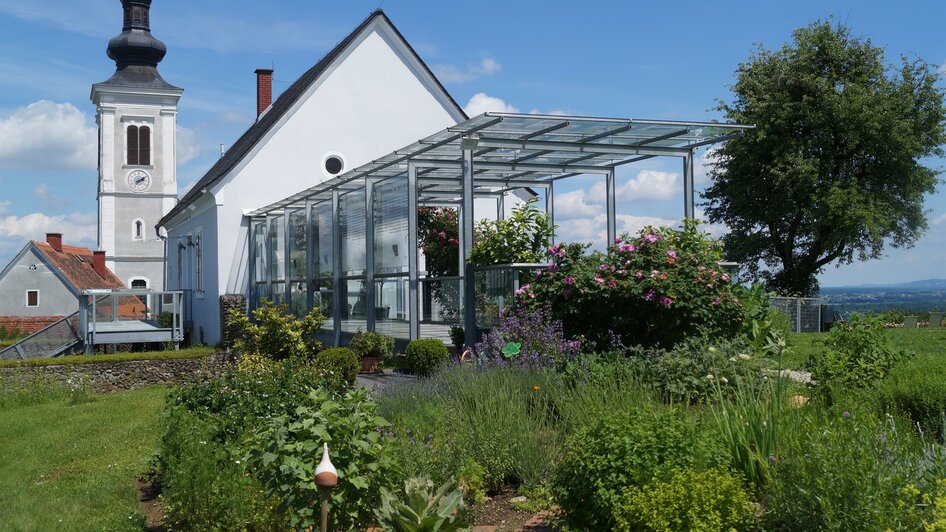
top-left (157, 10), bottom-right (463, 230)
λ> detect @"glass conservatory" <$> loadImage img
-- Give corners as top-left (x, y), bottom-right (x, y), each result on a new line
top-left (246, 112), bottom-right (751, 347)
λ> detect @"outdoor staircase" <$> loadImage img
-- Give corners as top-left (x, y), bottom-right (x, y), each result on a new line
top-left (0, 312), bottom-right (83, 360)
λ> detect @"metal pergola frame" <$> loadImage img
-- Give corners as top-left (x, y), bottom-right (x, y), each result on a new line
top-left (246, 112), bottom-right (752, 347)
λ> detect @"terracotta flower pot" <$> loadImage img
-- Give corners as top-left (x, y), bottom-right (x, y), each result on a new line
top-left (360, 356), bottom-right (381, 374)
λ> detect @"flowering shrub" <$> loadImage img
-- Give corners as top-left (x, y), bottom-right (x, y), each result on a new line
top-left (228, 299), bottom-right (325, 361)
top-left (473, 305), bottom-right (580, 369)
top-left (418, 207), bottom-right (460, 277)
top-left (519, 220), bottom-right (743, 348)
top-left (469, 198), bottom-right (555, 266)
top-left (418, 207), bottom-right (461, 322)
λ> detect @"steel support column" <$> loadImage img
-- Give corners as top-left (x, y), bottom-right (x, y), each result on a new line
top-left (305, 200), bottom-right (314, 314)
top-left (331, 190), bottom-right (341, 346)
top-left (683, 151), bottom-right (695, 220)
top-left (461, 148), bottom-right (476, 348)
top-left (549, 181), bottom-right (555, 246)
top-left (365, 179), bottom-right (376, 332)
top-left (407, 164), bottom-right (420, 340)
top-left (606, 168), bottom-right (616, 245)
top-left (283, 210), bottom-right (291, 304)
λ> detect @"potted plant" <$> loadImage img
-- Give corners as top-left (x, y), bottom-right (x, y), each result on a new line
top-left (350, 329), bottom-right (394, 374)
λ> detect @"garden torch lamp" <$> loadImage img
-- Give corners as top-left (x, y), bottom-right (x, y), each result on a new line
top-left (314, 442), bottom-right (338, 532)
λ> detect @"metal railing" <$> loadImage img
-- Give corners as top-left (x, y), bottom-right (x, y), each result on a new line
top-left (0, 312), bottom-right (82, 360)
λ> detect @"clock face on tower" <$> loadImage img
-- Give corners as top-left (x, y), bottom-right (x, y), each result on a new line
top-left (127, 170), bottom-right (152, 193)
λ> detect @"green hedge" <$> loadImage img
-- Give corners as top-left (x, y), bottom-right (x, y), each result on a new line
top-left (0, 346), bottom-right (217, 368)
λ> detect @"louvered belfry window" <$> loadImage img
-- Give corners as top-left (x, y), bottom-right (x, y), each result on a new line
top-left (127, 125), bottom-right (151, 165)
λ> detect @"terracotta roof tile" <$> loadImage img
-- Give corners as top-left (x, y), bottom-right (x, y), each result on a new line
top-left (32, 241), bottom-right (125, 291)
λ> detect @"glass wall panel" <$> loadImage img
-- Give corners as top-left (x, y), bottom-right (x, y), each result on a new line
top-left (289, 280), bottom-right (306, 317)
top-left (252, 220), bottom-right (266, 283)
top-left (339, 279), bottom-right (367, 334)
top-left (375, 277), bottom-right (409, 339)
top-left (311, 201), bottom-right (334, 278)
top-left (267, 216), bottom-right (285, 282)
top-left (287, 208), bottom-right (306, 281)
top-left (339, 191), bottom-right (366, 276)
top-left (312, 278), bottom-right (333, 329)
top-left (373, 177), bottom-right (409, 275)
top-left (251, 220), bottom-right (267, 309)
top-left (270, 281), bottom-right (285, 306)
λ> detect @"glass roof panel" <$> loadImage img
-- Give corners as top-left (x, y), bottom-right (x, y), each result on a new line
top-left (247, 112), bottom-right (752, 215)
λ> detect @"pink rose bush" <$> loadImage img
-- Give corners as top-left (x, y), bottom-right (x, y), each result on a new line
top-left (515, 220), bottom-right (743, 348)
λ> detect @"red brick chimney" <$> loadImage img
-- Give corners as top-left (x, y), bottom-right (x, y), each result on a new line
top-left (255, 68), bottom-right (273, 117)
top-left (46, 233), bottom-right (63, 252)
top-left (92, 250), bottom-right (108, 279)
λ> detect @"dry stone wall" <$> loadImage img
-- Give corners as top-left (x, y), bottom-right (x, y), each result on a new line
top-left (0, 352), bottom-right (233, 393)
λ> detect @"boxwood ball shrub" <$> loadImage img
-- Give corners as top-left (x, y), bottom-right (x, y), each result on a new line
top-left (404, 339), bottom-right (449, 376)
top-left (315, 347), bottom-right (359, 386)
top-left (520, 220), bottom-right (743, 349)
top-left (552, 408), bottom-right (720, 530)
top-left (613, 468), bottom-right (755, 532)
top-left (350, 330), bottom-right (395, 360)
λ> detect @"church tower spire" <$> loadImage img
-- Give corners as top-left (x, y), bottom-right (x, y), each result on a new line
top-left (91, 0), bottom-right (182, 291)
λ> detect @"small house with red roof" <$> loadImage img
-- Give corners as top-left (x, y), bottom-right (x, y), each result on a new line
top-left (0, 233), bottom-right (131, 334)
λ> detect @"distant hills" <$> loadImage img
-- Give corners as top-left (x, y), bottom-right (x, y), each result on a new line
top-left (822, 279), bottom-right (946, 290)
top-left (819, 279), bottom-right (945, 315)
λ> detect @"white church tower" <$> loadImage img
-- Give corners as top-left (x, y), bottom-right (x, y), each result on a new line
top-left (91, 0), bottom-right (181, 290)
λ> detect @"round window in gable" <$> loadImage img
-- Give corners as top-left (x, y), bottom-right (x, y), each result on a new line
top-left (324, 155), bottom-right (344, 175)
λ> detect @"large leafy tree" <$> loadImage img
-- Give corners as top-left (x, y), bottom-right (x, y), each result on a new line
top-left (704, 21), bottom-right (945, 295)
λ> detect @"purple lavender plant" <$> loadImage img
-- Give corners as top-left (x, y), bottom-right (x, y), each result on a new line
top-left (474, 304), bottom-right (580, 369)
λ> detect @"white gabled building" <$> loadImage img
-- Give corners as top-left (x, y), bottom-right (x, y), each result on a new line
top-left (157, 11), bottom-right (471, 345)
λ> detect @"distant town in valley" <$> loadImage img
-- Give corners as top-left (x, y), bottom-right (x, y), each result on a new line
top-left (820, 279), bottom-right (946, 315)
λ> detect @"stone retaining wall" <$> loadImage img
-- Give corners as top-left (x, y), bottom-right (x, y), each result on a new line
top-left (0, 352), bottom-right (233, 393)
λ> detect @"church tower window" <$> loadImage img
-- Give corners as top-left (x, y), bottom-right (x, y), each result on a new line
top-left (127, 125), bottom-right (151, 165)
top-left (133, 219), bottom-right (144, 240)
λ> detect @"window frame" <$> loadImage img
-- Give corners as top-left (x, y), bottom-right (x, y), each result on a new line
top-left (132, 218), bottom-right (145, 241)
top-left (26, 290), bottom-right (39, 307)
top-left (123, 118), bottom-right (154, 168)
top-left (195, 231), bottom-right (203, 293)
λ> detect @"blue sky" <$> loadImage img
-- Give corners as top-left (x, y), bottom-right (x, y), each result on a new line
top-left (0, 0), bottom-right (943, 287)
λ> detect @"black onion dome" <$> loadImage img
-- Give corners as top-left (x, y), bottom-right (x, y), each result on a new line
top-left (107, 0), bottom-right (167, 68)
top-left (97, 0), bottom-right (180, 91)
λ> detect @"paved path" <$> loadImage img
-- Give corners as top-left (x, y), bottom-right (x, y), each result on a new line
top-left (355, 370), bottom-right (417, 393)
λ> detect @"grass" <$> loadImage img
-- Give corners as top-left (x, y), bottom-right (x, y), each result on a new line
top-left (0, 345), bottom-right (217, 368)
top-left (784, 326), bottom-right (946, 370)
top-left (0, 386), bottom-right (167, 531)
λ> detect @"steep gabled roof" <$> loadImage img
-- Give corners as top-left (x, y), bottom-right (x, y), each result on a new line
top-left (31, 242), bottom-right (126, 294)
top-left (158, 9), bottom-right (466, 229)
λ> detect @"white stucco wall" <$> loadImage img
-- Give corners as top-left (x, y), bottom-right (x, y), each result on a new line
top-left (166, 19), bottom-right (464, 345)
top-left (0, 248), bottom-right (77, 316)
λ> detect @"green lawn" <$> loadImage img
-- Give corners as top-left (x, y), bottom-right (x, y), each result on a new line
top-left (0, 386), bottom-right (167, 531)
top-left (784, 326), bottom-right (946, 370)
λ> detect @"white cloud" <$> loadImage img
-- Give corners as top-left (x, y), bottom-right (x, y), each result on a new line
top-left (0, 100), bottom-right (97, 171)
top-left (932, 212), bottom-right (946, 226)
top-left (554, 213), bottom-right (678, 247)
top-left (176, 126), bottom-right (200, 166)
top-left (552, 168), bottom-right (682, 220)
top-left (434, 58), bottom-right (502, 83)
top-left (32, 183), bottom-right (68, 209)
top-left (463, 93), bottom-right (519, 117)
top-left (0, 211), bottom-right (97, 262)
top-left (694, 147), bottom-right (719, 184)
top-left (0, 201), bottom-right (9, 215)
top-left (615, 170), bottom-right (680, 202)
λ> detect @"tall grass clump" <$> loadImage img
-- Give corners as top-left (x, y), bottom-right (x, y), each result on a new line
top-left (763, 409), bottom-right (946, 530)
top-left (0, 371), bottom-right (95, 409)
